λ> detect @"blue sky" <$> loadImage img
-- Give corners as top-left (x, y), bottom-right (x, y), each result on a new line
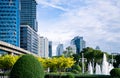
top-left (36, 0), bottom-right (120, 55)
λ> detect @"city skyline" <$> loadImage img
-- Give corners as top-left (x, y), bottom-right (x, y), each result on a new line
top-left (36, 0), bottom-right (120, 54)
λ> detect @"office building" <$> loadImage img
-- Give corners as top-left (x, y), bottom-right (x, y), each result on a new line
top-left (95, 46), bottom-right (100, 50)
top-left (0, 0), bottom-right (20, 46)
top-left (20, 0), bottom-right (38, 32)
top-left (39, 37), bottom-right (49, 57)
top-left (56, 44), bottom-right (64, 56)
top-left (71, 36), bottom-right (86, 54)
top-left (49, 41), bottom-right (52, 57)
top-left (20, 0), bottom-right (39, 55)
top-left (38, 36), bottom-right (44, 57)
top-left (20, 25), bottom-right (38, 54)
top-left (69, 44), bottom-right (77, 54)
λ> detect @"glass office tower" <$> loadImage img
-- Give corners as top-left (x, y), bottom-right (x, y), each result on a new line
top-left (20, 0), bottom-right (38, 32)
top-left (49, 41), bottom-right (52, 57)
top-left (20, 0), bottom-right (39, 55)
top-left (0, 0), bottom-right (20, 46)
top-left (71, 36), bottom-right (86, 54)
top-left (56, 44), bottom-right (64, 56)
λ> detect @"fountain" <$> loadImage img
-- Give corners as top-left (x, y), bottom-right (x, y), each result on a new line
top-left (108, 64), bottom-right (114, 73)
top-left (88, 62), bottom-right (93, 74)
top-left (88, 53), bottom-right (114, 75)
top-left (95, 63), bottom-right (101, 74)
top-left (102, 54), bottom-right (109, 75)
top-left (102, 53), bottom-right (114, 75)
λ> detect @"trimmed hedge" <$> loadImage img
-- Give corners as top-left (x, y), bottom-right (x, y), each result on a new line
top-left (110, 68), bottom-right (120, 77)
top-left (9, 54), bottom-right (44, 78)
top-left (45, 73), bottom-right (111, 78)
top-left (66, 73), bottom-right (75, 78)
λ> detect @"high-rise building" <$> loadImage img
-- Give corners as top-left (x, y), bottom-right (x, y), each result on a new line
top-left (56, 44), bottom-right (64, 56)
top-left (20, 0), bottom-right (38, 32)
top-left (95, 46), bottom-right (100, 50)
top-left (69, 44), bottom-right (77, 54)
top-left (38, 36), bottom-right (44, 57)
top-left (20, 25), bottom-right (38, 54)
top-left (49, 41), bottom-right (52, 57)
top-left (38, 37), bottom-right (49, 57)
top-left (0, 0), bottom-right (20, 46)
top-left (71, 36), bottom-right (86, 54)
top-left (20, 0), bottom-right (39, 55)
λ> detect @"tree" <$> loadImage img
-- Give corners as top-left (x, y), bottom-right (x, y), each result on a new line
top-left (80, 47), bottom-right (109, 64)
top-left (37, 56), bottom-right (75, 72)
top-left (0, 54), bottom-right (19, 70)
top-left (64, 46), bottom-right (75, 57)
top-left (114, 55), bottom-right (120, 68)
top-left (10, 54), bottom-right (44, 78)
top-left (71, 64), bottom-right (81, 74)
top-left (72, 54), bottom-right (81, 64)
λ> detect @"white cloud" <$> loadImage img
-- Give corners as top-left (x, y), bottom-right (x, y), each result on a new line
top-left (36, 0), bottom-right (68, 11)
top-left (37, 0), bottom-right (120, 54)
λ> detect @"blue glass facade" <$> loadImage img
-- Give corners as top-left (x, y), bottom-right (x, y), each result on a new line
top-left (49, 41), bottom-right (52, 57)
top-left (71, 36), bottom-right (86, 54)
top-left (20, 0), bottom-right (38, 32)
top-left (56, 44), bottom-right (64, 56)
top-left (0, 0), bottom-right (20, 46)
top-left (20, 25), bottom-right (38, 54)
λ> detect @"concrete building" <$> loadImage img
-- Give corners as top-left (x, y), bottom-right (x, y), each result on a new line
top-left (38, 37), bottom-right (49, 58)
top-left (20, 0), bottom-right (39, 55)
top-left (71, 36), bottom-right (86, 54)
top-left (20, 25), bottom-right (38, 54)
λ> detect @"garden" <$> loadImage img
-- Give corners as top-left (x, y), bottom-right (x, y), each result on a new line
top-left (0, 47), bottom-right (120, 78)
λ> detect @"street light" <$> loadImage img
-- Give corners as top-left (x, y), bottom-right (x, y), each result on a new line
top-left (79, 53), bottom-right (87, 74)
top-left (111, 53), bottom-right (118, 65)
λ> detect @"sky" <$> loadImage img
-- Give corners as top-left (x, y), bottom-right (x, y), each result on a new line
top-left (36, 0), bottom-right (120, 55)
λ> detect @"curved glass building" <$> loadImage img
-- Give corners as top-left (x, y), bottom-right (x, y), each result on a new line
top-left (0, 0), bottom-right (20, 46)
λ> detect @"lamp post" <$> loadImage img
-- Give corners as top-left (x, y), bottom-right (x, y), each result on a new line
top-left (111, 53), bottom-right (118, 65)
top-left (81, 53), bottom-right (84, 73)
top-left (79, 53), bottom-right (87, 74)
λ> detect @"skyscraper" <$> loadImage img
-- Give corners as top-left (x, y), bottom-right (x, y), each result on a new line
top-left (95, 46), bottom-right (100, 50)
top-left (69, 44), bottom-right (77, 54)
top-left (20, 25), bottom-right (38, 54)
top-left (20, 0), bottom-right (39, 55)
top-left (0, 0), bottom-right (20, 46)
top-left (56, 44), bottom-right (64, 56)
top-left (71, 36), bottom-right (86, 54)
top-left (49, 41), bottom-right (52, 57)
top-left (20, 0), bottom-right (38, 32)
top-left (38, 37), bottom-right (49, 57)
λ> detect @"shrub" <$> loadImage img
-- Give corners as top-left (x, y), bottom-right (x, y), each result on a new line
top-left (9, 54), bottom-right (44, 78)
top-left (110, 68), bottom-right (120, 77)
top-left (66, 73), bottom-right (74, 78)
top-left (72, 65), bottom-right (81, 74)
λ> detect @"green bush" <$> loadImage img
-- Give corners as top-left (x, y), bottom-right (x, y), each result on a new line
top-left (72, 65), bottom-right (81, 74)
top-left (66, 73), bottom-right (74, 78)
top-left (9, 54), bottom-right (44, 78)
top-left (110, 68), bottom-right (120, 77)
